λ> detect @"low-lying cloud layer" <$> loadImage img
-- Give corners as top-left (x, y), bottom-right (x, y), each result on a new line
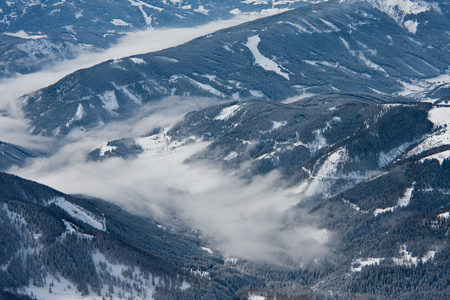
top-left (10, 97), bottom-right (330, 265)
top-left (0, 14), bottom-right (262, 149)
top-left (3, 14), bottom-right (330, 265)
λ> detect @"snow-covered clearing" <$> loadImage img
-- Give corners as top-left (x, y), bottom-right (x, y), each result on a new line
top-left (48, 197), bottom-right (105, 231)
top-left (99, 142), bottom-right (117, 156)
top-left (374, 183), bottom-right (414, 216)
top-left (245, 35), bottom-right (290, 80)
top-left (99, 90), bottom-right (119, 114)
top-left (351, 258), bottom-right (384, 272)
top-left (393, 244), bottom-right (436, 267)
top-left (130, 57), bottom-right (146, 64)
top-left (4, 30), bottom-right (48, 39)
top-left (215, 104), bottom-right (241, 120)
top-left (65, 103), bottom-right (85, 128)
top-left (407, 106), bottom-right (450, 158)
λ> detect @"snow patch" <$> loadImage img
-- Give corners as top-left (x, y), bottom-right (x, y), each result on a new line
top-left (65, 103), bottom-right (84, 128)
top-left (358, 52), bottom-right (387, 74)
top-left (250, 90), bottom-right (265, 98)
top-left (351, 258), bottom-right (384, 272)
top-left (130, 57), bottom-right (146, 64)
top-left (374, 183), bottom-right (415, 216)
top-left (48, 197), bottom-right (105, 231)
top-left (215, 104), bottom-right (241, 121)
top-left (393, 244), bottom-right (436, 267)
top-left (282, 21), bottom-right (311, 34)
top-left (403, 20), bottom-right (418, 34)
top-left (92, 251), bottom-right (159, 299)
top-left (128, 0), bottom-right (163, 27)
top-left (99, 142), bottom-right (117, 156)
top-left (224, 254), bottom-right (238, 264)
top-left (374, 206), bottom-right (396, 216)
top-left (112, 82), bottom-right (143, 105)
top-left (185, 77), bottom-right (225, 97)
top-left (343, 198), bottom-right (368, 214)
top-left (369, 0), bottom-right (438, 23)
top-left (201, 246), bottom-right (213, 254)
top-left (99, 90), bottom-right (119, 113)
top-left (320, 18), bottom-right (340, 31)
top-left (438, 212), bottom-right (450, 219)
top-left (398, 185), bottom-right (414, 207)
top-left (429, 106), bottom-right (450, 128)
top-left (194, 5), bottom-right (209, 15)
top-left (272, 120), bottom-right (287, 130)
top-left (22, 274), bottom-right (92, 300)
top-left (4, 30), bottom-right (48, 39)
top-left (408, 107), bottom-right (450, 157)
top-left (378, 142), bottom-right (413, 167)
top-left (111, 19), bottom-right (131, 26)
top-left (224, 151), bottom-right (238, 161)
top-left (137, 132), bottom-right (170, 155)
top-left (245, 35), bottom-right (290, 80)
top-left (315, 147), bottom-right (348, 181)
top-left (249, 295), bottom-right (266, 300)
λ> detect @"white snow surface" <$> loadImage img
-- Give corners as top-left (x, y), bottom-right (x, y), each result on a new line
top-left (438, 212), bottom-right (450, 219)
top-left (358, 52), bottom-right (387, 74)
top-left (407, 106), bottom-right (450, 157)
top-left (65, 103), bottom-right (84, 128)
top-left (398, 185), bottom-right (414, 207)
top-left (393, 244), bottom-right (436, 266)
top-left (378, 141), bottom-right (412, 167)
top-left (185, 76), bottom-right (226, 97)
top-left (201, 246), bottom-right (213, 254)
top-left (92, 251), bottom-right (159, 299)
top-left (3, 203), bottom-right (27, 227)
top-left (352, 245), bottom-right (436, 272)
top-left (99, 142), bottom-right (117, 156)
top-left (215, 104), bottom-right (241, 120)
top-left (374, 183), bottom-right (414, 216)
top-left (248, 295), bottom-right (266, 300)
top-left (111, 18), bottom-right (131, 26)
top-left (369, 0), bottom-right (439, 23)
top-left (4, 30), bottom-right (48, 39)
top-left (373, 206), bottom-right (395, 216)
top-left (99, 90), bottom-right (119, 113)
top-left (342, 198), bottom-right (368, 214)
top-left (48, 197), bottom-right (105, 231)
top-left (272, 120), bottom-right (287, 130)
top-left (245, 35), bottom-right (290, 80)
top-left (224, 151), bottom-right (238, 161)
top-left (60, 219), bottom-right (94, 240)
top-left (128, 0), bottom-right (163, 27)
top-left (429, 106), bottom-right (450, 128)
top-left (315, 147), bottom-right (348, 181)
top-left (194, 5), bottom-right (209, 15)
top-left (22, 274), bottom-right (97, 300)
top-left (112, 82), bottom-right (143, 104)
top-left (137, 132), bottom-right (170, 155)
top-left (403, 20), bottom-right (419, 34)
top-left (351, 258), bottom-right (384, 272)
top-left (249, 90), bottom-right (265, 98)
top-left (130, 57), bottom-right (146, 64)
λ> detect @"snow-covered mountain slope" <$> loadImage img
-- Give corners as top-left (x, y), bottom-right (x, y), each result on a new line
top-left (0, 140), bottom-right (41, 170)
top-left (301, 143), bottom-right (450, 299)
top-left (90, 92), bottom-right (450, 199)
top-left (2, 1), bottom-right (450, 299)
top-left (0, 0), bottom-right (316, 79)
top-left (21, 0), bottom-right (450, 137)
top-left (0, 172), bottom-right (253, 300)
top-left (11, 92), bottom-right (450, 299)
